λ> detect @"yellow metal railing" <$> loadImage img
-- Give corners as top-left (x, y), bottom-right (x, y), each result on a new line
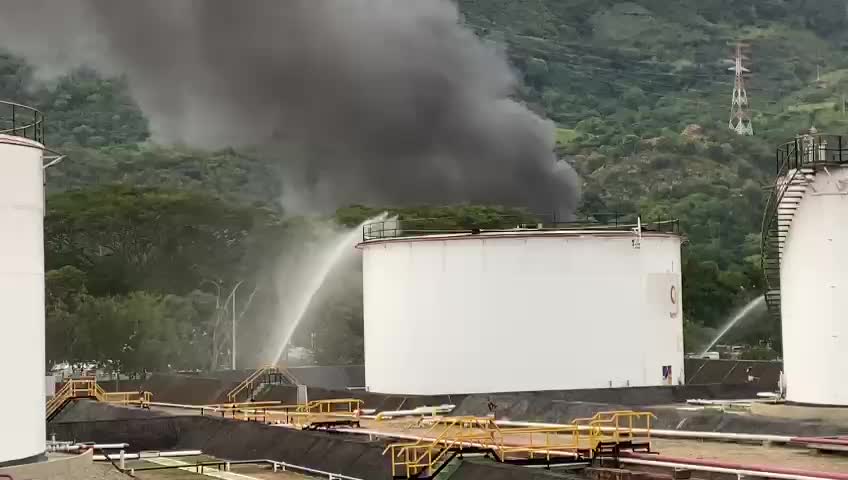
top-left (295, 398), bottom-right (364, 414)
top-left (46, 378), bottom-right (153, 419)
top-left (382, 410), bottom-right (656, 478)
top-left (226, 366), bottom-right (292, 403)
top-left (199, 398), bottom-right (365, 430)
top-left (383, 416), bottom-right (495, 478)
top-left (572, 410), bottom-right (654, 450)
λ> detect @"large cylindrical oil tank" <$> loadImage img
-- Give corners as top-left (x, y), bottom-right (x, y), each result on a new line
top-left (781, 165), bottom-right (848, 405)
top-left (360, 224), bottom-right (684, 395)
top-left (0, 127), bottom-right (46, 464)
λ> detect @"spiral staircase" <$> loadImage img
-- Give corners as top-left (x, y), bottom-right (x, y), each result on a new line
top-left (761, 133), bottom-right (848, 321)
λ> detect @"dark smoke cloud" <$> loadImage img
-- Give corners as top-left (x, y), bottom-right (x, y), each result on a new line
top-left (0, 0), bottom-right (579, 216)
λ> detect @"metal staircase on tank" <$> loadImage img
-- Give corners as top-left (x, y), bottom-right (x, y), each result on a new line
top-left (761, 133), bottom-right (848, 320)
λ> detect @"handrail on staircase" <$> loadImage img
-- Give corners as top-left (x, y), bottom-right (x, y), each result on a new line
top-left (761, 133), bottom-right (848, 321)
top-left (227, 366), bottom-right (280, 403)
top-left (46, 378), bottom-right (153, 420)
top-left (382, 411), bottom-right (654, 477)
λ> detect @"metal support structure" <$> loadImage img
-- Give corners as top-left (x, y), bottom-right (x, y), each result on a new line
top-left (728, 43), bottom-right (753, 136)
top-left (231, 281), bottom-right (243, 370)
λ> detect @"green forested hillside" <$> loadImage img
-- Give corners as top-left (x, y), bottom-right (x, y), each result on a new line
top-left (9, 0), bottom-right (848, 371)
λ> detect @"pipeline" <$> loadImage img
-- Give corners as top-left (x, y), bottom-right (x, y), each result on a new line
top-left (149, 400), bottom-right (817, 446)
top-left (93, 450), bottom-right (202, 461)
top-left (621, 455), bottom-right (848, 480)
top-left (790, 436), bottom-right (848, 446)
top-left (495, 419), bottom-right (794, 444)
top-left (334, 427), bottom-right (848, 480)
top-left (374, 404), bottom-right (455, 420)
top-left (47, 442), bottom-right (130, 452)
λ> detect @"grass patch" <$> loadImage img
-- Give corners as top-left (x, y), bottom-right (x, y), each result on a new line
top-left (555, 127), bottom-right (578, 145)
top-left (788, 102), bottom-right (836, 113)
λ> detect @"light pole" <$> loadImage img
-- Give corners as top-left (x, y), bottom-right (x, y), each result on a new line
top-left (230, 280), bottom-right (244, 370)
top-left (200, 279), bottom-right (222, 309)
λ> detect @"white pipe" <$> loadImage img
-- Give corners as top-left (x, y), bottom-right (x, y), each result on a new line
top-left (94, 450), bottom-right (202, 461)
top-left (82, 443), bottom-right (132, 450)
top-left (48, 443), bottom-right (131, 452)
top-left (145, 401), bottom-right (792, 445)
top-left (149, 401), bottom-right (207, 409)
top-left (339, 426), bottom-right (842, 480)
top-left (375, 405), bottom-right (455, 419)
top-left (264, 460), bottom-right (363, 480)
top-left (494, 419), bottom-right (793, 444)
top-left (685, 398), bottom-right (756, 405)
top-left (620, 457), bottom-right (840, 480)
top-left (332, 427), bottom-right (582, 459)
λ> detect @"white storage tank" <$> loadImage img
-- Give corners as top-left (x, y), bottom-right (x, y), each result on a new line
top-left (0, 102), bottom-right (46, 466)
top-left (777, 136), bottom-right (848, 405)
top-left (360, 220), bottom-right (684, 395)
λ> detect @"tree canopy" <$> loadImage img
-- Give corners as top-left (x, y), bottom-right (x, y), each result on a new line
top-left (12, 0), bottom-right (844, 369)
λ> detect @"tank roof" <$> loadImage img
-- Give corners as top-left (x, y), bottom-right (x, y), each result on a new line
top-left (360, 217), bottom-right (681, 244)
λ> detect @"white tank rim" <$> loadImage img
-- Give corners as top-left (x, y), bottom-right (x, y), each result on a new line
top-left (358, 230), bottom-right (682, 248)
top-left (0, 134), bottom-right (45, 150)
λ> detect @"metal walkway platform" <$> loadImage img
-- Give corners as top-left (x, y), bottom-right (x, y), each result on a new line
top-left (46, 378), bottom-right (152, 421)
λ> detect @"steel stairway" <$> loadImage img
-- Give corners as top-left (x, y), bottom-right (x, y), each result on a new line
top-left (761, 132), bottom-right (848, 321)
top-left (762, 166), bottom-right (815, 320)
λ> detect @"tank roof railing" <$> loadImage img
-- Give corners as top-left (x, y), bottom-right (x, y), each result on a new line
top-left (775, 133), bottom-right (848, 174)
top-left (362, 216), bottom-right (680, 242)
top-left (0, 100), bottom-right (45, 144)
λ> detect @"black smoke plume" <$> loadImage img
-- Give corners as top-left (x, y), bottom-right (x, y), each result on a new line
top-left (0, 0), bottom-right (579, 215)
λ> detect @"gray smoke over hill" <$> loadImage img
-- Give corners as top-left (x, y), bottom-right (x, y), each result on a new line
top-left (0, 0), bottom-right (579, 215)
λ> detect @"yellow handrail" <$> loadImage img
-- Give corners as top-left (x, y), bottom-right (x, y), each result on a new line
top-left (226, 366), bottom-right (281, 403)
top-left (382, 410), bottom-right (656, 477)
top-left (295, 398), bottom-right (364, 414)
top-left (46, 378), bottom-right (153, 419)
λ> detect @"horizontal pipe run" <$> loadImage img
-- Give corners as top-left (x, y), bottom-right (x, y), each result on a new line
top-left (338, 427), bottom-right (848, 480)
top-left (375, 405), bottom-right (455, 419)
top-left (250, 459), bottom-right (364, 480)
top-left (494, 419), bottom-right (794, 444)
top-left (125, 457), bottom-right (364, 480)
top-left (621, 456), bottom-right (848, 480)
top-left (790, 436), bottom-right (848, 446)
top-left (94, 450), bottom-right (202, 461)
top-left (626, 452), bottom-right (848, 479)
top-left (148, 401), bottom-right (795, 445)
top-left (48, 443), bottom-right (130, 452)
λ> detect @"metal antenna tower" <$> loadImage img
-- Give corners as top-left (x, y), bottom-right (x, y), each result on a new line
top-left (728, 42), bottom-right (753, 136)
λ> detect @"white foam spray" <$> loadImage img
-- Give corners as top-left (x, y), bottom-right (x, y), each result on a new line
top-left (272, 213), bottom-right (388, 365)
top-left (700, 296), bottom-right (766, 356)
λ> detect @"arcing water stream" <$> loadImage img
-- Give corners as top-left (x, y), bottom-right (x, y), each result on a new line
top-left (272, 213), bottom-right (388, 365)
top-left (699, 296), bottom-right (766, 356)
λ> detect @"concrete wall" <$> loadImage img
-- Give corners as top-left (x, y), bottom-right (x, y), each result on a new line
top-left (684, 359), bottom-right (782, 387)
top-left (0, 449), bottom-right (93, 479)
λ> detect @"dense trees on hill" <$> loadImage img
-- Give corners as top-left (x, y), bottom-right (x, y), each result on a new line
top-left (15, 0), bottom-right (848, 370)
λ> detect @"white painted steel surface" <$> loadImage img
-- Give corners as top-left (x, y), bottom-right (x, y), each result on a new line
top-left (0, 134), bottom-right (45, 464)
top-left (781, 166), bottom-right (848, 405)
top-left (361, 231), bottom-right (683, 395)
